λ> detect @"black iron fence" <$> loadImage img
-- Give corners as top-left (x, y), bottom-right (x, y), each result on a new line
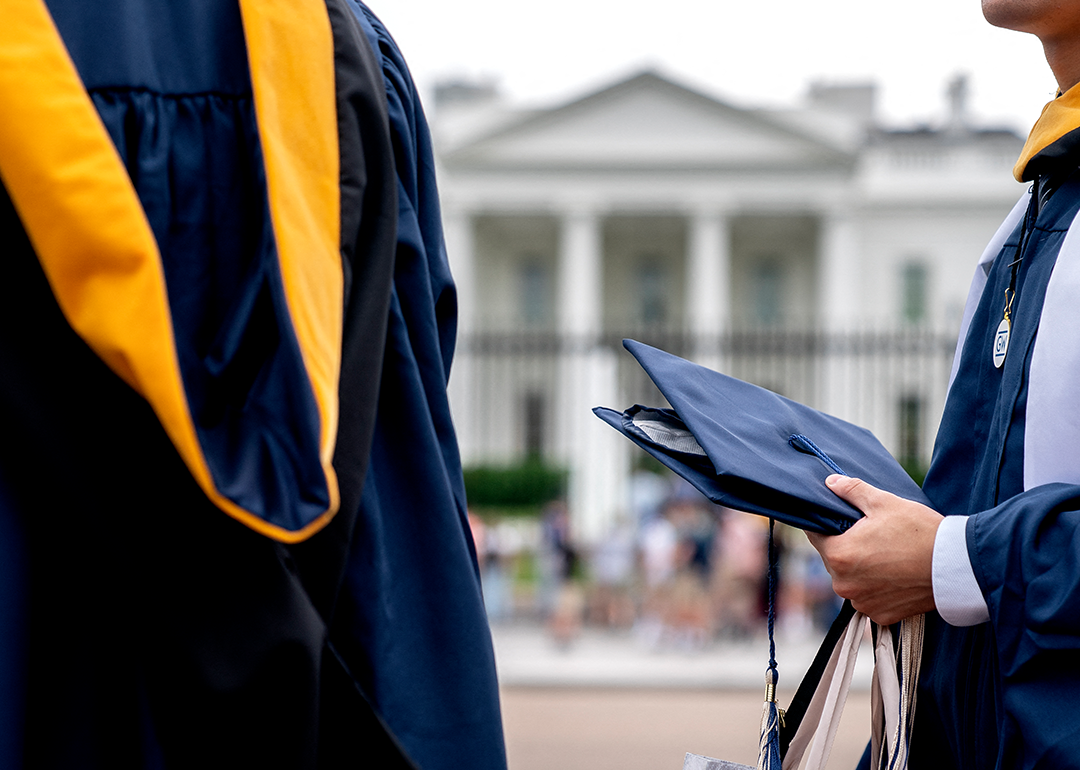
top-left (456, 327), bottom-right (958, 475)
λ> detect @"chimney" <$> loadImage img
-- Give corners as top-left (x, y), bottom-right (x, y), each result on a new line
top-left (945, 73), bottom-right (970, 135)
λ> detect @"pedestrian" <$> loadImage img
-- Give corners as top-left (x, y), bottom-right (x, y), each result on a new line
top-left (0, 1), bottom-right (504, 767)
top-left (809, 1), bottom-right (1080, 765)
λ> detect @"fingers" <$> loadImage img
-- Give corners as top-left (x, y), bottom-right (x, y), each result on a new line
top-left (804, 529), bottom-right (838, 575)
top-left (805, 531), bottom-right (833, 580)
top-left (806, 482), bottom-right (942, 625)
top-left (825, 474), bottom-right (884, 516)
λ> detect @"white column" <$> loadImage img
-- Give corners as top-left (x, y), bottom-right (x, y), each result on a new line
top-left (817, 210), bottom-right (861, 333)
top-left (566, 346), bottom-right (629, 545)
top-left (557, 210), bottom-right (603, 338)
top-left (553, 209), bottom-right (624, 544)
top-left (817, 209), bottom-right (862, 422)
top-left (442, 206), bottom-right (478, 463)
top-left (686, 209), bottom-right (731, 370)
top-left (443, 205), bottom-right (477, 337)
top-left (554, 208), bottom-right (603, 465)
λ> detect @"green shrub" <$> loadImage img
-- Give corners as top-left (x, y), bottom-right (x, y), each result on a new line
top-left (463, 460), bottom-right (567, 510)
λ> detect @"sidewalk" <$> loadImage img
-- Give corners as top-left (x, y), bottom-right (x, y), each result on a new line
top-left (491, 622), bottom-right (875, 691)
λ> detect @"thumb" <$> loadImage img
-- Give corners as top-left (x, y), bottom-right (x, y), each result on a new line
top-left (825, 474), bottom-right (880, 515)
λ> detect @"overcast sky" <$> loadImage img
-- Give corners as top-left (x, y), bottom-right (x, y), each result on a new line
top-left (373, 0), bottom-right (1058, 134)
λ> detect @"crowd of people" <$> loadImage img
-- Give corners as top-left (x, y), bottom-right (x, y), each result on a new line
top-left (469, 470), bottom-right (844, 650)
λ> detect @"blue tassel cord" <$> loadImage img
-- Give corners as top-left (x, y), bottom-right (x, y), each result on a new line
top-left (757, 519), bottom-right (783, 770)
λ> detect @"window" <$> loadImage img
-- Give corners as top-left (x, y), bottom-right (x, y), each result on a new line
top-left (523, 391), bottom-right (545, 458)
top-left (901, 262), bottom-right (928, 325)
top-left (752, 257), bottom-right (783, 326)
top-left (519, 257), bottom-right (549, 327)
top-left (637, 256), bottom-right (668, 327)
top-left (897, 395), bottom-right (924, 479)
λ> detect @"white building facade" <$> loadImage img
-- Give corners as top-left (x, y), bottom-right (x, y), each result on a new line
top-left (434, 71), bottom-right (1026, 542)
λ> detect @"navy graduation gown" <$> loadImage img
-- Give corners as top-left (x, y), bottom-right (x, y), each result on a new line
top-left (913, 175), bottom-right (1080, 768)
top-left (0, 0), bottom-right (406, 766)
top-left (328, 5), bottom-right (508, 769)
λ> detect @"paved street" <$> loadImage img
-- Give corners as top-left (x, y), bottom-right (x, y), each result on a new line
top-left (502, 687), bottom-right (871, 770)
top-left (493, 623), bottom-right (874, 770)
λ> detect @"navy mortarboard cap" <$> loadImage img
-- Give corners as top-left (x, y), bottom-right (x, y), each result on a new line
top-left (595, 340), bottom-right (931, 535)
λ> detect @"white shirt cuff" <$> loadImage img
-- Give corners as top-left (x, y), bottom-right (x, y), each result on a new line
top-left (932, 515), bottom-right (990, 627)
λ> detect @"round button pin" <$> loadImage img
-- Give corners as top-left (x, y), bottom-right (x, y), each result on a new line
top-left (993, 317), bottom-right (1010, 369)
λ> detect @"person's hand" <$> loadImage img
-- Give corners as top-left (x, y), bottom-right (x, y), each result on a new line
top-left (807, 474), bottom-right (943, 625)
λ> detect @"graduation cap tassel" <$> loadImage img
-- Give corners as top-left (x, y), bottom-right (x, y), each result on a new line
top-left (758, 668), bottom-right (782, 770)
top-left (757, 519), bottom-right (783, 770)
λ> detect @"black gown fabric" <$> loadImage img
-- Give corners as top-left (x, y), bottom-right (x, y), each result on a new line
top-left (0, 0), bottom-right (441, 767)
top-left (322, 4), bottom-right (509, 769)
top-left (909, 159), bottom-right (1080, 765)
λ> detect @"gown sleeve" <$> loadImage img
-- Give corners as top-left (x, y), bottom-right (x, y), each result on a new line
top-left (967, 482), bottom-right (1080, 766)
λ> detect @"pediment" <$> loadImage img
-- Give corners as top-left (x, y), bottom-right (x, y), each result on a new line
top-left (442, 72), bottom-right (852, 172)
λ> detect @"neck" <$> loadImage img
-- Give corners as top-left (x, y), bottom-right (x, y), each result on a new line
top-left (1043, 37), bottom-right (1080, 94)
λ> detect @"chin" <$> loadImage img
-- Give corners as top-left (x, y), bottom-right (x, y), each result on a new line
top-left (981, 0), bottom-right (1039, 32)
